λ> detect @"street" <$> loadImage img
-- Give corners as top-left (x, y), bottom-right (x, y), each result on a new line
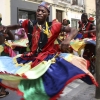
top-left (1, 79), bottom-right (96, 100)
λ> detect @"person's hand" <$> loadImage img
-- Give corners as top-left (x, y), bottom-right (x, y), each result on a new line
top-left (82, 31), bottom-right (88, 34)
top-left (0, 26), bottom-right (8, 33)
top-left (60, 38), bottom-right (71, 53)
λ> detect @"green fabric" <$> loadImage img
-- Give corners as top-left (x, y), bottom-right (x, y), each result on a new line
top-left (18, 77), bottom-right (50, 100)
top-left (23, 60), bottom-right (52, 79)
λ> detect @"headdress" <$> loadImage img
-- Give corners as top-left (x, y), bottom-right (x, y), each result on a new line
top-left (88, 17), bottom-right (94, 22)
top-left (39, 2), bottom-right (50, 12)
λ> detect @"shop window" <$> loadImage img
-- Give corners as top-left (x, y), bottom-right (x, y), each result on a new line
top-left (18, 9), bottom-right (36, 22)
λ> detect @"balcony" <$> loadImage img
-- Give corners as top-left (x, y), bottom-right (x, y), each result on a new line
top-left (58, 0), bottom-right (71, 4)
top-left (24, 0), bottom-right (43, 2)
top-left (59, 0), bottom-right (71, 3)
top-left (71, 0), bottom-right (84, 11)
top-left (58, 0), bottom-right (71, 7)
top-left (72, 0), bottom-right (84, 7)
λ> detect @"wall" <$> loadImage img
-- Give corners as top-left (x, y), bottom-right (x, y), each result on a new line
top-left (10, 0), bottom-right (53, 24)
top-left (67, 10), bottom-right (81, 20)
top-left (67, 10), bottom-right (82, 27)
top-left (84, 0), bottom-right (96, 16)
top-left (50, 5), bottom-right (67, 22)
top-left (0, 0), bottom-right (11, 25)
top-left (10, 0), bottom-right (38, 24)
top-left (0, 0), bottom-right (83, 26)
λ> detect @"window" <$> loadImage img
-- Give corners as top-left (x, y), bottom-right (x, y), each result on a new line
top-left (72, 0), bottom-right (78, 5)
top-left (66, 0), bottom-right (71, 3)
top-left (71, 19), bottom-right (79, 29)
top-left (60, 0), bottom-right (71, 3)
top-left (18, 9), bottom-right (36, 22)
top-left (78, 0), bottom-right (84, 7)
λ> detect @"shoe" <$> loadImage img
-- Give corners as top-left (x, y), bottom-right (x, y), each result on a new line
top-left (0, 91), bottom-right (9, 98)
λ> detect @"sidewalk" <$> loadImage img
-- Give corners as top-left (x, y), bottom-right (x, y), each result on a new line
top-left (72, 85), bottom-right (96, 100)
top-left (58, 80), bottom-right (99, 100)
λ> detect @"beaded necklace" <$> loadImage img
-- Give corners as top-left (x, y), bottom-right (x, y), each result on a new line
top-left (37, 22), bottom-right (50, 37)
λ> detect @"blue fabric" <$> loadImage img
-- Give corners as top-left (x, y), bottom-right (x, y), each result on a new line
top-left (74, 34), bottom-right (83, 39)
top-left (42, 56), bottom-right (87, 97)
top-left (81, 75), bottom-right (93, 85)
top-left (0, 54), bottom-right (95, 97)
top-left (39, 2), bottom-right (50, 12)
top-left (17, 57), bottom-right (32, 64)
top-left (86, 40), bottom-right (96, 45)
top-left (0, 56), bottom-right (21, 74)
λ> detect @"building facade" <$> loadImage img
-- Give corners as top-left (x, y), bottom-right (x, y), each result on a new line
top-left (0, 0), bottom-right (85, 29)
top-left (50, 0), bottom-right (85, 28)
top-left (84, 0), bottom-right (96, 17)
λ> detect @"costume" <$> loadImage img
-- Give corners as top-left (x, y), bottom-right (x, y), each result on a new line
top-left (74, 20), bottom-right (96, 74)
top-left (0, 20), bottom-right (97, 100)
top-left (77, 21), bottom-right (95, 39)
top-left (0, 32), bottom-right (16, 57)
top-left (0, 42), bottom-right (16, 57)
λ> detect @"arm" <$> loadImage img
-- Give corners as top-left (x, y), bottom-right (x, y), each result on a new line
top-left (0, 19), bottom-right (29, 32)
top-left (6, 24), bottom-right (21, 30)
top-left (83, 25), bottom-right (96, 34)
top-left (3, 25), bottom-right (21, 32)
top-left (61, 25), bottom-right (78, 40)
top-left (6, 30), bottom-right (15, 40)
top-left (60, 26), bottom-right (78, 52)
top-left (0, 24), bottom-right (21, 34)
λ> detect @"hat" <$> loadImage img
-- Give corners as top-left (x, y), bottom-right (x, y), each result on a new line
top-left (0, 13), bottom-right (2, 18)
top-left (39, 2), bottom-right (50, 12)
top-left (88, 17), bottom-right (94, 22)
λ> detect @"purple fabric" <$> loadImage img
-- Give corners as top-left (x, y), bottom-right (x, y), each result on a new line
top-left (74, 33), bottom-right (83, 39)
top-left (39, 2), bottom-right (50, 12)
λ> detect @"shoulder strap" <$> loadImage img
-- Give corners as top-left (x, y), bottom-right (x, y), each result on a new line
top-left (27, 20), bottom-right (37, 49)
top-left (86, 22), bottom-right (91, 31)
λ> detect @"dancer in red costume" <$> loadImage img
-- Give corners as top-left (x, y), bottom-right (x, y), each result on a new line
top-left (0, 2), bottom-right (98, 100)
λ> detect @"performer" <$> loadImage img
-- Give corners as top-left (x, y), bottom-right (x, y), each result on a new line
top-left (74, 13), bottom-right (96, 74)
top-left (0, 2), bottom-right (98, 100)
top-left (78, 13), bottom-right (96, 39)
top-left (58, 19), bottom-right (70, 42)
top-left (0, 13), bottom-right (15, 98)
